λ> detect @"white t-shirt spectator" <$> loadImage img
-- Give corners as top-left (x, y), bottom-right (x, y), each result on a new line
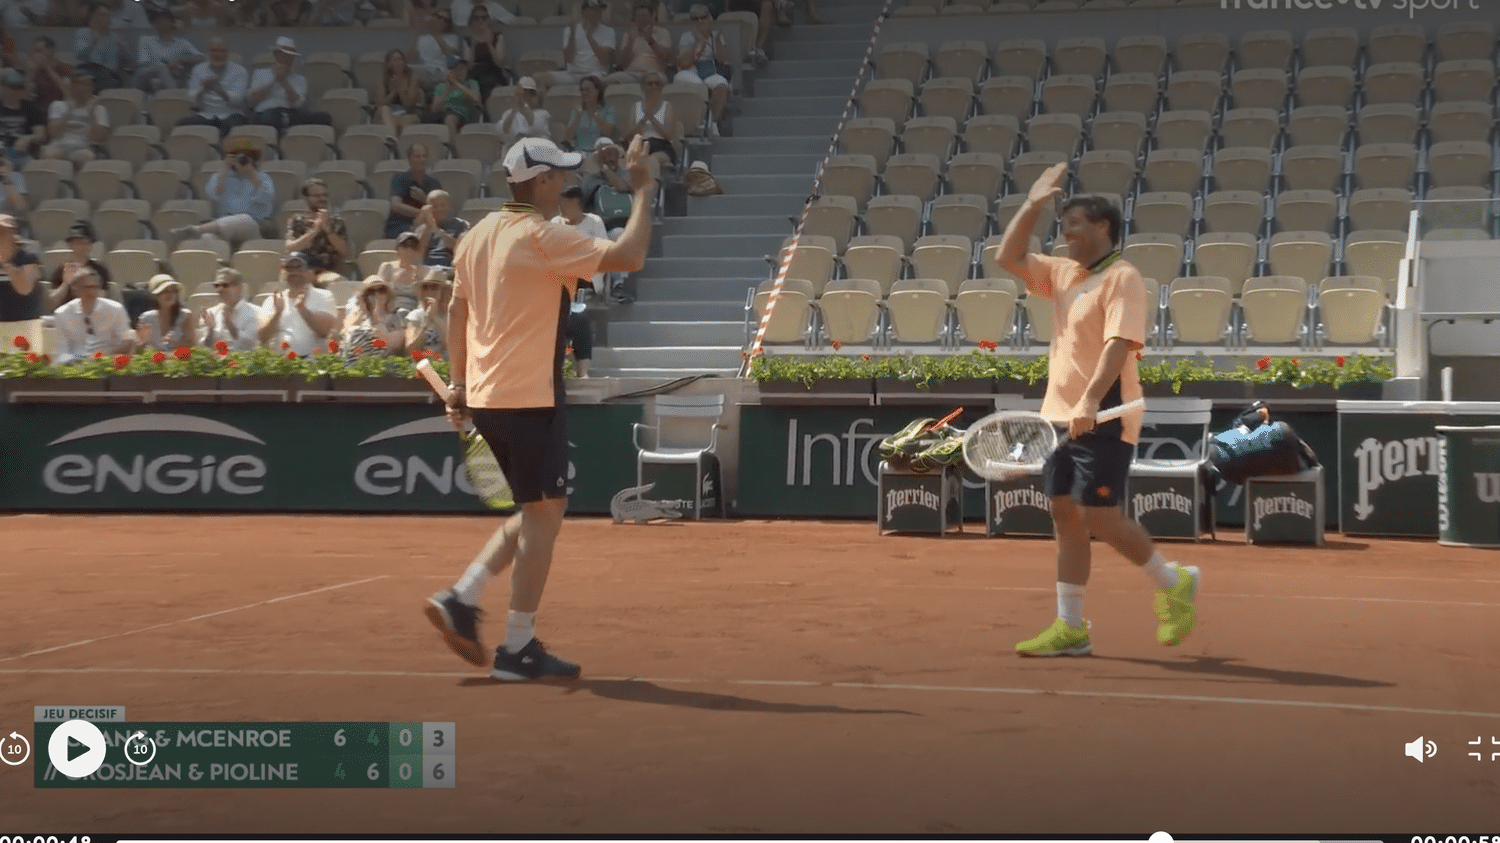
top-left (259, 287), bottom-right (337, 357)
top-left (496, 107), bottom-right (551, 142)
top-left (1, 0), bottom-right (48, 28)
top-left (53, 297), bottom-right (133, 364)
top-left (111, 0), bottom-right (152, 29)
top-left (187, 62), bottom-right (249, 119)
top-left (137, 33), bottom-right (202, 71)
top-left (563, 23), bottom-right (616, 77)
top-left (449, 0), bottom-right (515, 26)
top-left (247, 68), bottom-right (309, 113)
top-left (551, 211), bottom-right (609, 294)
top-left (416, 33), bottom-right (462, 79)
top-left (204, 300), bottom-right (261, 351)
top-left (46, 98), bottom-right (108, 150)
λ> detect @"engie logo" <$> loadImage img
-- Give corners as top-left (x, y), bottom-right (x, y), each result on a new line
top-left (354, 419), bottom-right (578, 497)
top-left (42, 415), bottom-right (267, 496)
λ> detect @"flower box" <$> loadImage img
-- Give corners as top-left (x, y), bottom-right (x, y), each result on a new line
top-left (326, 376), bottom-right (434, 401)
top-left (876, 377), bottom-right (995, 396)
top-left (108, 375), bottom-right (220, 396)
top-left (756, 378), bottom-right (874, 403)
top-left (218, 375), bottom-right (324, 401)
top-left (1, 377), bottom-right (107, 398)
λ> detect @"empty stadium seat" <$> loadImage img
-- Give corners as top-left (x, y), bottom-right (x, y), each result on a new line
top-left (1143, 148), bottom-right (1202, 194)
top-left (947, 152), bottom-right (1006, 199)
top-left (1088, 111), bottom-right (1146, 154)
top-left (1353, 143), bottom-right (1417, 190)
top-left (910, 234), bottom-right (972, 297)
top-left (842, 234), bottom-right (905, 296)
top-left (1286, 105), bottom-right (1347, 147)
top-left (1123, 233), bottom-right (1184, 288)
top-left (1231, 68), bottom-right (1288, 110)
top-left (1114, 34), bottom-right (1167, 75)
top-left (860, 79), bottom-right (915, 129)
top-left (1217, 107), bottom-right (1279, 149)
top-left (1274, 190), bottom-right (1339, 233)
top-left (1019, 294), bottom-right (1054, 345)
top-left (935, 40), bottom-right (988, 82)
top-left (962, 114), bottom-right (1018, 157)
top-left (1348, 188), bottom-right (1414, 231)
top-left (1280, 145), bottom-right (1344, 192)
top-left (840, 117), bottom-right (897, 166)
top-left (1357, 103), bottom-right (1420, 145)
top-left (751, 278), bottom-right (814, 345)
top-left (1343, 231), bottom-right (1406, 298)
top-left (993, 38), bottom-right (1046, 81)
top-left (1077, 149), bottom-right (1136, 196)
top-left (1362, 62), bottom-right (1425, 107)
top-left (887, 278), bottom-right (952, 343)
top-left (1267, 231), bottom-right (1334, 289)
top-left (1432, 59), bottom-right (1495, 103)
top-left (1212, 147), bottom-right (1272, 192)
top-left (978, 76), bottom-right (1034, 119)
top-left (1165, 71), bottom-right (1222, 113)
top-left (919, 77), bottom-right (974, 124)
top-left (1302, 27), bottom-right (1360, 67)
top-left (819, 277), bottom-right (883, 347)
top-left (1166, 276), bottom-right (1233, 345)
top-left (1201, 190), bottom-right (1266, 235)
top-left (1426, 141), bottom-right (1494, 188)
top-left (877, 42), bottom-right (931, 87)
top-left (1192, 232), bottom-right (1257, 294)
top-left (1317, 276), bottom-right (1388, 345)
top-left (95, 200), bottom-right (151, 248)
top-left (1296, 65), bottom-right (1356, 108)
top-left (1435, 20), bottom-right (1495, 62)
top-left (1238, 29), bottom-right (1294, 69)
top-left (1240, 275), bottom-right (1308, 346)
top-left (1040, 74), bottom-right (1096, 117)
top-left (1101, 73), bottom-right (1157, 115)
top-left (1025, 113), bottom-right (1082, 155)
top-left (900, 116), bottom-right (958, 160)
top-left (928, 194), bottom-right (990, 242)
top-left (1367, 23), bottom-right (1428, 65)
top-left (1173, 32), bottom-right (1229, 72)
top-left (1130, 192), bottom-right (1193, 238)
top-left (280, 125), bottom-right (336, 167)
top-left (954, 277), bottom-right (1017, 345)
top-left (1053, 37), bottom-right (1107, 78)
top-left (1427, 101), bottom-right (1494, 144)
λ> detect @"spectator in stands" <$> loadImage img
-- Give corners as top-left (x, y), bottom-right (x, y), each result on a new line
top-left (176, 0), bottom-right (229, 27)
top-left (0, 154), bottom-right (25, 218)
top-left (582, 137), bottom-right (633, 233)
top-left (0, 69), bottom-right (44, 162)
top-left (462, 3), bottom-right (508, 99)
top-left (612, 1), bottom-right (672, 86)
top-left (46, 221), bottom-right (114, 313)
top-left (0, 214), bottom-right (42, 344)
top-left (0, 22), bottom-right (21, 69)
top-left (26, 37), bottom-right (72, 113)
top-left (427, 56), bottom-right (482, 144)
top-left (674, 5), bottom-right (729, 136)
top-left (284, 177), bottom-right (351, 284)
top-left (414, 9), bottom-right (461, 88)
top-left (780, 0), bottom-right (821, 24)
top-left (552, 185), bottom-right (607, 377)
top-left (133, 10), bottom-right (202, 94)
top-left (536, 0), bottom-right (614, 97)
top-left (52, 265), bottom-right (133, 363)
top-left (248, 37), bottom-right (333, 131)
top-left (379, 229), bottom-right (431, 315)
top-left (73, 3), bottom-right (127, 90)
top-left (341, 275), bottom-right (405, 358)
top-left (309, 0), bottom-right (357, 26)
top-left (449, 0), bottom-right (513, 26)
top-left (495, 76), bottom-right (550, 149)
top-left (383, 142), bottom-right (441, 239)
top-left (41, 69), bottom-right (107, 165)
top-left (108, 0), bottom-right (152, 29)
top-left (2, 0), bottom-right (50, 27)
top-left (179, 36), bottom-right (248, 136)
top-left (135, 273), bottom-right (197, 351)
top-left (198, 266), bottom-right (259, 351)
top-left (257, 0), bottom-right (309, 26)
top-left (172, 136), bottom-right (277, 246)
top-left (403, 266), bottom-right (448, 358)
top-left (414, 189), bottom-right (468, 268)
top-left (561, 74), bottom-right (613, 153)
top-left (257, 251), bottom-right (338, 356)
top-left (376, 49), bottom-right (424, 134)
top-left (627, 70), bottom-right (678, 177)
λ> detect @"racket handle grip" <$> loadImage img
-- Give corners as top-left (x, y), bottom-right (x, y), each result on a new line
top-left (415, 359), bottom-right (452, 402)
top-left (1096, 398), bottom-right (1145, 423)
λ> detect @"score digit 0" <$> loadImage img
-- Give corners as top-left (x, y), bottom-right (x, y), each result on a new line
top-left (399, 727), bottom-right (412, 747)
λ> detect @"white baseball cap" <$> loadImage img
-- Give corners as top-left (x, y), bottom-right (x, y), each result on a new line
top-left (503, 138), bottom-right (584, 183)
top-left (274, 36), bottom-right (298, 55)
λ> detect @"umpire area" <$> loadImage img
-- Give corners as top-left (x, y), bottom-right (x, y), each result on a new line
top-left (1, 514), bottom-right (1496, 833)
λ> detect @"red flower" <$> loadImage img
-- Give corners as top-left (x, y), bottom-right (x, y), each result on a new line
top-left (286, 351), bottom-right (297, 360)
top-left (410, 350), bottom-right (424, 360)
top-left (741, 350), bottom-right (748, 359)
top-left (1336, 356), bottom-right (1346, 367)
top-left (328, 340), bottom-right (340, 354)
top-left (113, 354), bottom-right (130, 369)
top-left (26, 352), bottom-right (38, 362)
top-left (861, 354), bottom-right (871, 361)
top-left (1256, 357), bottom-right (1271, 370)
top-left (94, 351), bottom-right (104, 359)
top-left (226, 359), bottom-right (237, 367)
top-left (281, 341), bottom-right (291, 350)
top-left (565, 346), bottom-right (574, 356)
top-left (831, 340), bottom-right (843, 350)
top-left (372, 338), bottom-right (387, 349)
top-left (12, 335), bottom-right (29, 351)
top-left (214, 341), bottom-right (229, 356)
top-left (431, 353), bottom-right (442, 361)
top-left (173, 346), bottom-right (191, 361)
top-left (1135, 351), bottom-right (1142, 361)
top-left (151, 351), bottom-right (167, 364)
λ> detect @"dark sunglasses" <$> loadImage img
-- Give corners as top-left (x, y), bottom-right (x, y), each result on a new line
top-left (690, 14), bottom-right (709, 20)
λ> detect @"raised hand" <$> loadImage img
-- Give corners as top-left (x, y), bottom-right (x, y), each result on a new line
top-left (623, 135), bottom-right (654, 193)
top-left (1027, 161), bottom-right (1067, 207)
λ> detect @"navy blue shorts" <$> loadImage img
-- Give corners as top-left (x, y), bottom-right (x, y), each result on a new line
top-left (1042, 431), bottom-right (1134, 508)
top-left (468, 407), bottom-right (569, 504)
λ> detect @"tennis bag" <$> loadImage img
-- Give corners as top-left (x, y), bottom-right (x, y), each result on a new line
top-left (1202, 400), bottom-right (1321, 492)
top-left (879, 417), bottom-right (965, 473)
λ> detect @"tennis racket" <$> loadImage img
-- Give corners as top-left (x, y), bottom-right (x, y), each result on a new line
top-left (961, 399), bottom-right (1146, 481)
top-left (415, 359), bottom-right (515, 509)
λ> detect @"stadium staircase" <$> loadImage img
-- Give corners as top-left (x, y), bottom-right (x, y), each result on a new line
top-left (591, 0), bottom-right (877, 378)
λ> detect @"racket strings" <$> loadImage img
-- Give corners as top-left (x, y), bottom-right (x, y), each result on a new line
top-left (463, 433), bottom-right (512, 503)
top-left (971, 417), bottom-right (1056, 469)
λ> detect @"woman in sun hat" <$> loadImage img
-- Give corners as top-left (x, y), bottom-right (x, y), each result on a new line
top-left (135, 273), bottom-right (197, 351)
top-left (340, 274), bottom-right (405, 359)
top-left (403, 265), bottom-right (451, 359)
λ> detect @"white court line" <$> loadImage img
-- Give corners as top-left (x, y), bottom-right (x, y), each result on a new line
top-left (2, 665), bottom-right (1497, 720)
top-left (0, 576), bottom-right (387, 664)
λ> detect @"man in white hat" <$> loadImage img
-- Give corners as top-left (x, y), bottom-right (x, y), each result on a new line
top-left (247, 37), bottom-right (332, 130)
top-left (422, 136), bottom-right (656, 681)
top-left (494, 76), bottom-right (551, 151)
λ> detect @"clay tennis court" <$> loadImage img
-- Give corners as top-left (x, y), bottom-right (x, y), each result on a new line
top-left (2, 514), bottom-right (1497, 834)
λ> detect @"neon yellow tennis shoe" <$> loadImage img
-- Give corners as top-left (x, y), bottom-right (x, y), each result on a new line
top-left (1154, 564), bottom-right (1201, 646)
top-left (1016, 618), bottom-right (1092, 657)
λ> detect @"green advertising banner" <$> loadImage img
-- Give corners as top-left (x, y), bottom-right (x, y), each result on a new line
top-left (0, 403), bottom-right (642, 514)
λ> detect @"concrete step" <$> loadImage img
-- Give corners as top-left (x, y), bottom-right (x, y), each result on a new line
top-left (739, 95), bottom-right (850, 118)
top-left (612, 300), bottom-right (753, 322)
top-left (636, 276), bottom-right (761, 300)
top-left (759, 59), bottom-right (863, 80)
top-left (777, 23), bottom-right (877, 42)
top-left (732, 114), bottom-right (842, 137)
top-left (662, 232), bottom-right (786, 258)
top-left (708, 135), bottom-right (830, 156)
top-left (592, 366), bottom-right (742, 378)
top-left (751, 77), bottom-right (859, 99)
top-left (662, 215), bottom-right (792, 236)
top-left (592, 346), bottom-right (747, 370)
top-left (687, 193), bottom-right (805, 216)
top-left (711, 152), bottom-right (824, 176)
top-left (711, 173), bottom-right (815, 195)
top-left (607, 320), bottom-right (747, 347)
top-left (639, 256), bottom-right (767, 280)
top-left (772, 40), bottom-right (871, 62)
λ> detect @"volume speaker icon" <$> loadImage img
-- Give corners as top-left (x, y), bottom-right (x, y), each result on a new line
top-left (1404, 736), bottom-right (1437, 763)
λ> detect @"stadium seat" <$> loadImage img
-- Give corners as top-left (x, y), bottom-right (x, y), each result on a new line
top-left (1009, 150), bottom-right (1066, 194)
top-left (818, 155), bottom-right (877, 208)
top-left (881, 153), bottom-right (941, 203)
top-left (928, 194), bottom-right (989, 242)
top-left (1173, 32), bottom-right (1229, 72)
top-left (962, 114), bottom-right (1018, 157)
top-left (1367, 23), bottom-right (1428, 65)
top-left (1024, 113), bottom-right (1081, 155)
top-left (303, 52), bottom-right (352, 103)
top-left (95, 87), bottom-right (142, 127)
top-left (1192, 232), bottom-right (1257, 295)
top-left (876, 42), bottom-right (930, 87)
top-left (1154, 110), bottom-right (1212, 153)
top-left (321, 88), bottom-right (371, 135)
top-left (1362, 62), bottom-right (1425, 106)
top-left (818, 277), bottom-right (883, 347)
top-left (1348, 188), bottom-right (1414, 231)
top-left (95, 200), bottom-right (152, 248)
top-left (1238, 29), bottom-right (1294, 70)
top-left (1166, 276), bottom-right (1233, 345)
top-left (1426, 141), bottom-right (1494, 188)
top-left (352, 51), bottom-right (385, 95)
top-left (886, 278), bottom-right (952, 344)
top-left (978, 76), bottom-right (1034, 119)
top-left (1424, 185), bottom-right (1493, 231)
top-left (171, 248), bottom-right (228, 285)
top-left (1280, 145), bottom-right (1344, 192)
top-left (338, 125), bottom-right (396, 168)
top-left (1217, 107), bottom-right (1278, 149)
top-left (1267, 231), bottom-right (1334, 289)
top-left (946, 152), bottom-right (1006, 199)
top-left (860, 79), bottom-right (915, 129)
top-left (935, 40), bottom-right (988, 82)
top-left (459, 197), bottom-right (505, 226)
top-left (842, 235), bottom-right (905, 297)
top-left (105, 124), bottom-right (161, 170)
top-left (1274, 190), bottom-right (1338, 234)
top-left (1077, 149), bottom-right (1136, 196)
top-left (225, 124), bottom-right (278, 158)
top-left (1130, 192), bottom-right (1193, 238)
top-left (993, 39), bottom-right (1046, 81)
top-left (1285, 106), bottom-right (1344, 149)
top-left (1353, 143), bottom-right (1417, 190)
top-left (1357, 103), bottom-right (1420, 145)
top-left (1427, 102), bottom-right (1494, 144)
top-left (164, 125), bottom-right (221, 171)
top-left (431, 159), bottom-right (481, 207)
top-left (775, 235), bottom-right (838, 298)
top-left (314, 160), bottom-right (367, 207)
top-left (1144, 148), bottom-right (1203, 194)
top-left (341, 198), bottom-right (393, 253)
top-left (1088, 111), bottom-right (1145, 154)
top-left (106, 249), bottom-right (164, 287)
top-left (1432, 60), bottom-right (1495, 103)
top-left (1343, 231), bottom-right (1406, 298)
top-left (1240, 275), bottom-right (1309, 346)
top-left (262, 160), bottom-right (310, 206)
top-left (22, 159), bottom-right (73, 203)
top-left (751, 278), bottom-right (814, 346)
top-left (1231, 68), bottom-right (1288, 110)
top-left (1040, 75), bottom-right (1096, 117)
top-left (953, 277), bottom-right (1017, 345)
top-left (154, 200), bottom-right (211, 249)
top-left (1114, 34), bottom-right (1167, 75)
top-left (147, 88), bottom-right (193, 130)
top-left (1019, 294), bottom-right (1054, 345)
top-left (1435, 20), bottom-right (1495, 61)
top-left (1201, 190), bottom-right (1266, 235)
top-left (1165, 70), bottom-right (1221, 113)
top-left (280, 125), bottom-right (336, 167)
top-left (979, 233), bottom-right (1042, 280)
top-left (918, 77), bottom-right (974, 123)
top-left (30, 199), bottom-right (91, 247)
top-left (663, 82), bottom-right (709, 137)
top-left (900, 116), bottom-right (958, 160)
top-left (910, 234), bottom-right (972, 297)
top-left (841, 117), bottom-right (896, 167)
top-left (864, 194), bottom-right (925, 251)
top-left (1302, 27), bottom-right (1360, 67)
top-left (1123, 233), bottom-right (1184, 288)
top-left (802, 195), bottom-right (859, 253)
top-left (1053, 37), bottom-right (1107, 78)
top-left (1317, 276), bottom-right (1388, 345)
top-left (1101, 73), bottom-right (1158, 115)
top-left (1295, 65), bottom-right (1356, 108)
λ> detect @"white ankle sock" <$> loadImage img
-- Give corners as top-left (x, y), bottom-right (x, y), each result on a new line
top-left (1056, 583), bottom-right (1086, 629)
top-left (452, 562), bottom-right (492, 606)
top-left (1143, 551), bottom-right (1181, 590)
top-left (504, 610), bottom-right (536, 653)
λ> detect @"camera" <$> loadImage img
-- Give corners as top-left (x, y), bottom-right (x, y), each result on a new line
top-left (236, 154), bottom-right (251, 166)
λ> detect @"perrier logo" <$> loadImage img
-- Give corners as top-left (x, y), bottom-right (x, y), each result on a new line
top-left (885, 488), bottom-right (940, 521)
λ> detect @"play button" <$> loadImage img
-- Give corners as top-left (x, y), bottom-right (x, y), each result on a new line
top-left (48, 719), bottom-right (105, 779)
